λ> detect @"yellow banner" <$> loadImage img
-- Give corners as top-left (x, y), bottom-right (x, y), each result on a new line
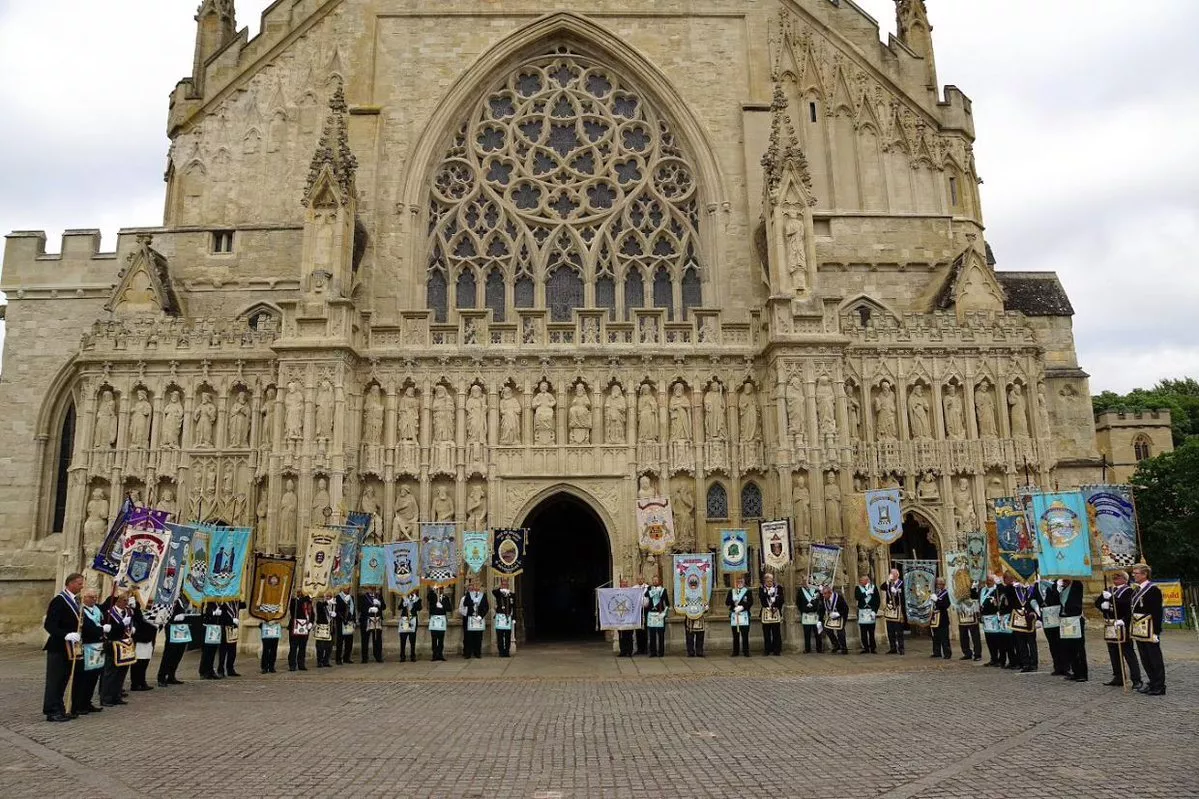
top-left (1159, 580), bottom-right (1183, 607)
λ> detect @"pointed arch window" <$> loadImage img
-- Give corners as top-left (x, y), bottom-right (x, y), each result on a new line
top-left (455, 268), bottom-right (477, 309)
top-left (706, 482), bottom-right (728, 520)
top-left (741, 481), bottom-right (763, 520)
top-left (1133, 436), bottom-right (1152, 462)
top-left (681, 265), bottom-right (702, 318)
top-left (652, 266), bottom-right (673, 320)
top-left (624, 267), bottom-right (644, 320)
top-left (485, 267), bottom-right (506, 322)
top-left (427, 269), bottom-right (448, 323)
top-left (52, 403), bottom-right (76, 534)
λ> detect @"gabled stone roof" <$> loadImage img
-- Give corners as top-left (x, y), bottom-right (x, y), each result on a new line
top-left (995, 272), bottom-right (1075, 317)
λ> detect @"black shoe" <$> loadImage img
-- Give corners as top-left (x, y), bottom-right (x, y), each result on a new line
top-left (157, 680), bottom-right (170, 687)
top-left (1019, 667), bottom-right (1033, 673)
top-left (859, 649), bottom-right (870, 655)
top-left (45, 713), bottom-right (72, 723)
top-left (1146, 688), bottom-right (1165, 695)
top-left (804, 649), bottom-right (813, 654)
top-left (226, 671), bottom-right (241, 677)
top-left (101, 699), bottom-right (127, 706)
top-left (885, 649), bottom-right (897, 655)
top-left (298, 665), bottom-right (308, 671)
top-left (168, 678), bottom-right (185, 685)
top-left (959, 655), bottom-right (972, 661)
top-left (929, 654), bottom-right (940, 659)
top-left (839, 649), bottom-right (849, 655)
top-left (973, 656), bottom-right (982, 661)
top-left (131, 685), bottom-right (153, 692)
top-left (261, 669), bottom-right (269, 675)
top-left (1132, 681), bottom-right (1143, 690)
top-left (1071, 676), bottom-right (1088, 682)
top-left (362, 659), bottom-right (370, 664)
top-left (1104, 678), bottom-right (1122, 686)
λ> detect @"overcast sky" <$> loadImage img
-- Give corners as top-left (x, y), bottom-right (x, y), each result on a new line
top-left (1, 0), bottom-right (1197, 394)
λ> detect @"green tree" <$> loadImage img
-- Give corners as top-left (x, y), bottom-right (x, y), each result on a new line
top-left (1131, 439), bottom-right (1199, 583)
top-left (1092, 377), bottom-right (1199, 446)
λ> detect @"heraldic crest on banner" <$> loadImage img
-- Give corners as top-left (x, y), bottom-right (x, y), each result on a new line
top-left (673, 554), bottom-right (713, 620)
top-left (491, 529), bottom-right (527, 577)
top-left (182, 526), bottom-right (210, 606)
top-left (1082, 485), bottom-right (1138, 570)
top-left (720, 529), bottom-right (749, 573)
top-left (759, 520), bottom-right (791, 570)
top-left (944, 550), bottom-right (973, 606)
top-left (359, 546), bottom-right (386, 587)
top-left (301, 527), bottom-right (338, 597)
top-left (421, 523), bottom-right (458, 587)
top-left (249, 554), bottom-right (295, 622)
top-left (637, 496), bottom-right (675, 555)
top-left (866, 489), bottom-right (903, 545)
top-left (148, 523), bottom-right (194, 622)
top-left (384, 541), bottom-right (420, 595)
top-left (808, 543), bottom-right (841, 589)
top-left (462, 531), bottom-right (490, 574)
top-left (1031, 491), bottom-right (1093, 578)
top-left (115, 522), bottom-right (172, 608)
top-left (899, 559), bottom-right (938, 624)
top-left (992, 496), bottom-right (1038, 581)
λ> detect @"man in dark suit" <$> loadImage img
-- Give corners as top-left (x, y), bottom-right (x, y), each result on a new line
top-left (358, 587), bottom-right (386, 663)
top-left (1095, 570), bottom-right (1142, 689)
top-left (854, 574), bottom-right (881, 655)
top-left (157, 598), bottom-right (193, 686)
top-left (334, 588), bottom-right (356, 665)
top-left (1130, 564), bottom-right (1166, 695)
top-left (883, 569), bottom-right (906, 655)
top-left (42, 573), bottom-right (85, 722)
top-left (128, 597), bottom-right (158, 691)
top-left (758, 572), bottom-right (785, 656)
top-left (1058, 578), bottom-right (1087, 682)
top-left (1035, 578), bottom-right (1066, 675)
top-left (796, 575), bottom-right (824, 654)
top-left (930, 577), bottom-right (952, 659)
top-left (820, 585), bottom-right (849, 655)
top-left (459, 579), bottom-right (490, 659)
top-left (492, 578), bottom-right (516, 658)
top-left (427, 586), bottom-right (451, 662)
top-left (216, 600), bottom-right (244, 677)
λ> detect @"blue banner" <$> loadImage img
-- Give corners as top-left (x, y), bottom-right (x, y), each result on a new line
top-left (597, 587), bottom-right (646, 631)
top-left (149, 523), bottom-right (195, 621)
top-left (899, 559), bottom-right (938, 625)
top-left (181, 526), bottom-right (210, 607)
top-left (462, 531), bottom-right (489, 574)
top-left (329, 522), bottom-right (368, 589)
top-left (205, 527), bottom-right (252, 601)
top-left (421, 523), bottom-right (458, 587)
top-left (384, 542), bottom-right (420, 595)
top-left (1082, 485), bottom-right (1138, 570)
top-left (1031, 491), bottom-right (1094, 578)
top-left (673, 554), bottom-right (713, 619)
top-left (90, 498), bottom-right (136, 576)
top-left (866, 489), bottom-right (903, 545)
top-left (359, 546), bottom-right (386, 587)
top-left (720, 529), bottom-right (748, 572)
top-left (993, 497), bottom-right (1038, 581)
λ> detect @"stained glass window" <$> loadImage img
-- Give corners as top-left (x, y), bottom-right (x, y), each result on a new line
top-left (624, 268), bottom-right (644, 320)
top-left (741, 482), bottom-right (763, 520)
top-left (456, 268), bottom-right (477, 309)
top-left (485, 268), bottom-right (506, 322)
top-left (706, 482), bottom-right (728, 520)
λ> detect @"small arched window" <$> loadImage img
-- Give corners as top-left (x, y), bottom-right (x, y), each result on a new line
top-left (455, 268), bottom-right (477, 310)
top-left (52, 403), bottom-right (76, 534)
top-left (706, 482), bottom-right (728, 520)
top-left (484, 268), bottom-right (505, 322)
top-left (1133, 436), bottom-right (1152, 462)
top-left (741, 481), bottom-right (763, 520)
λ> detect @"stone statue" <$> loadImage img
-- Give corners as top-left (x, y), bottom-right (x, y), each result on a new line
top-left (943, 383), bottom-right (965, 440)
top-left (398, 386), bottom-right (420, 443)
top-left (637, 474), bottom-right (657, 499)
top-left (465, 485), bottom-right (487, 530)
top-left (637, 384), bottom-right (658, 442)
top-left (360, 484), bottom-right (382, 540)
top-left (315, 380), bottom-right (335, 442)
top-left (392, 484), bottom-right (419, 541)
top-left (673, 483), bottom-right (695, 550)
top-left (498, 386), bottom-right (521, 445)
top-left (83, 487), bottom-right (109, 548)
top-left (1008, 384), bottom-right (1029, 437)
top-left (285, 382), bottom-right (304, 441)
top-left (669, 384), bottom-right (692, 441)
top-left (857, 544), bottom-right (872, 580)
top-left (158, 485), bottom-right (178, 519)
top-left (193, 392), bottom-right (217, 448)
top-left (129, 388), bottom-right (152, 451)
top-left (739, 383), bottom-right (760, 441)
top-left (698, 318), bottom-right (716, 344)
top-left (639, 317), bottom-right (657, 344)
top-left (784, 211), bottom-right (807, 291)
top-left (227, 389), bottom-right (251, 447)
top-left (1036, 382), bottom-right (1051, 433)
top-left (975, 382), bottom-right (998, 438)
top-left (255, 488), bottom-right (268, 531)
top-left (431, 485), bottom-right (455, 522)
top-left (162, 390), bottom-right (184, 449)
top-left (532, 381), bottom-right (556, 445)
top-left (792, 472), bottom-right (811, 540)
top-left (846, 384), bottom-right (861, 440)
top-left (260, 386), bottom-right (276, 449)
top-left (953, 477), bottom-right (977, 532)
top-left (873, 380), bottom-right (898, 441)
top-left (431, 384), bottom-right (455, 473)
top-left (703, 382), bottom-right (726, 440)
top-left (93, 389), bottom-right (117, 449)
top-left (568, 384), bottom-right (592, 445)
top-left (280, 479), bottom-right (298, 546)
top-left (908, 384), bottom-right (931, 440)
top-left (312, 476), bottom-right (331, 520)
top-left (785, 376), bottom-right (806, 441)
top-left (917, 472), bottom-right (940, 502)
top-left (986, 476), bottom-right (1005, 502)
top-left (581, 316), bottom-right (599, 344)
top-left (815, 376), bottom-right (837, 438)
top-left (823, 472), bottom-right (843, 539)
top-left (463, 318), bottom-right (479, 346)
top-left (363, 385), bottom-right (385, 444)
top-left (465, 384), bottom-right (488, 449)
top-left (604, 385), bottom-right (627, 445)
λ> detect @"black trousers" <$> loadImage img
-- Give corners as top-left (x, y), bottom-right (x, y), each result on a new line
top-left (731, 625), bottom-right (749, 655)
top-left (315, 639), bottom-right (333, 666)
top-left (496, 629), bottom-right (512, 657)
top-left (648, 626), bottom-right (665, 656)
top-left (886, 621), bottom-right (905, 653)
top-left (42, 650), bottom-right (70, 716)
top-left (399, 632), bottom-right (417, 660)
top-left (260, 638), bottom-right (279, 672)
top-left (762, 623), bottom-right (782, 655)
top-left (430, 629), bottom-right (446, 660)
top-left (802, 624), bottom-right (823, 653)
top-left (958, 624), bottom-right (981, 658)
top-left (1044, 626), bottom-right (1065, 673)
top-left (158, 641), bottom-right (186, 681)
top-left (199, 644), bottom-right (219, 676)
top-left (984, 632), bottom-right (1003, 664)
top-left (336, 633), bottom-right (353, 664)
top-left (685, 629), bottom-right (705, 656)
top-left (858, 623), bottom-right (876, 652)
top-left (635, 627), bottom-right (648, 655)
top-left (360, 628), bottom-right (383, 662)
top-left (1106, 640), bottom-right (1142, 684)
top-left (100, 656), bottom-right (128, 703)
top-left (287, 636), bottom-right (308, 670)
top-left (932, 624), bottom-right (952, 658)
top-left (1014, 632), bottom-right (1037, 669)
top-left (1065, 632), bottom-right (1088, 679)
top-left (218, 641), bottom-right (237, 674)
top-left (825, 627), bottom-right (847, 652)
top-left (1136, 641), bottom-right (1166, 690)
top-left (73, 666), bottom-right (101, 710)
top-left (130, 657), bottom-right (152, 688)
top-left (618, 631), bottom-right (634, 657)
top-left (464, 630), bottom-right (483, 658)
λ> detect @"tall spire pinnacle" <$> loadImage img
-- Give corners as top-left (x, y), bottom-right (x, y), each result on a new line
top-left (894, 0), bottom-right (938, 91)
top-left (761, 82), bottom-right (814, 205)
top-left (304, 80), bottom-right (358, 207)
top-left (192, 0), bottom-right (237, 95)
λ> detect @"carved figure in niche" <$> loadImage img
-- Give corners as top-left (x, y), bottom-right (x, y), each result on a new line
top-left (227, 390), bottom-right (251, 447)
top-left (432, 485), bottom-right (455, 522)
top-left (703, 382), bottom-right (726, 440)
top-left (739, 384), bottom-right (761, 441)
top-left (522, 317), bottom-right (537, 345)
top-left (604, 385), bottom-right (627, 445)
top-left (360, 484), bottom-right (382, 541)
top-left (162, 390), bottom-right (184, 449)
top-left (581, 317), bottom-right (599, 344)
top-left (465, 485), bottom-right (487, 530)
top-left (673, 483), bottom-right (695, 550)
top-left (637, 384), bottom-right (659, 442)
top-left (873, 380), bottom-right (898, 441)
top-left (94, 389), bottom-right (118, 449)
top-left (129, 388), bottom-right (152, 451)
top-left (363, 385), bottom-right (385, 445)
top-left (639, 317), bottom-right (658, 344)
top-left (463, 318), bottom-right (479, 346)
top-left (698, 318), bottom-right (717, 344)
top-left (193, 392), bottom-right (217, 448)
top-left (431, 384), bottom-right (455, 473)
top-left (816, 376), bottom-right (837, 439)
top-left (315, 380), bottom-right (335, 442)
top-left (975, 382), bottom-right (998, 438)
top-left (260, 386), bottom-right (276, 449)
top-left (637, 475), bottom-right (658, 499)
top-left (917, 472), bottom-right (940, 503)
top-left (783, 210), bottom-right (807, 291)
top-left (669, 384), bottom-right (692, 441)
top-left (568, 384), bottom-right (592, 445)
top-left (986, 476), bottom-right (1005, 503)
top-left (532, 381), bottom-right (557, 445)
top-left (943, 383), bottom-right (966, 440)
top-left (280, 479), bottom-right (298, 546)
top-left (83, 487), bottom-right (110, 548)
top-left (498, 386), bottom-right (521, 445)
top-left (465, 384), bottom-right (488, 448)
top-left (908, 384), bottom-right (932, 440)
top-left (1008, 384), bottom-right (1029, 437)
top-left (392, 484), bottom-right (419, 541)
top-left (158, 485), bottom-right (178, 519)
top-left (255, 488), bottom-right (268, 533)
top-left (284, 382), bottom-right (304, 441)
top-left (845, 384), bottom-right (861, 441)
top-left (785, 376), bottom-right (806, 442)
top-left (312, 476), bottom-right (332, 520)
top-left (1036, 382), bottom-right (1051, 433)
top-left (857, 545), bottom-right (872, 581)
top-left (398, 386), bottom-right (420, 443)
top-left (792, 472), bottom-right (811, 540)
top-left (953, 477), bottom-right (977, 533)
top-left (824, 472), bottom-right (843, 539)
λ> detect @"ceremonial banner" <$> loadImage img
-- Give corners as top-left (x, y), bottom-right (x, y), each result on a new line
top-left (181, 526), bottom-right (211, 607)
top-left (347, 511), bottom-right (374, 539)
top-left (673, 554), bottom-right (714, 619)
top-left (993, 497), bottom-right (1038, 581)
top-left (866, 489), bottom-right (903, 545)
top-left (359, 546), bottom-right (386, 587)
top-left (1030, 491), bottom-right (1094, 578)
top-left (205, 526), bottom-right (251, 601)
top-left (147, 523), bottom-right (195, 622)
top-left (720, 529), bottom-right (749, 573)
top-left (899, 559), bottom-right (938, 625)
top-left (759, 520), bottom-right (791, 570)
top-left (808, 543), bottom-right (842, 589)
top-left (637, 496), bottom-right (675, 555)
top-left (462, 532), bottom-right (490, 574)
top-left (420, 523), bottom-right (458, 587)
top-left (330, 522), bottom-right (368, 589)
top-left (384, 542), bottom-right (420, 595)
top-left (248, 554), bottom-right (295, 621)
top-left (1081, 485), bottom-right (1138, 570)
top-left (491, 529), bottom-right (527, 577)
top-left (301, 527), bottom-right (338, 596)
top-left (115, 525), bottom-right (172, 608)
top-left (944, 550), bottom-right (973, 606)
top-left (90, 497), bottom-right (135, 576)
top-left (966, 532), bottom-right (988, 587)
top-left (597, 586), bottom-right (646, 631)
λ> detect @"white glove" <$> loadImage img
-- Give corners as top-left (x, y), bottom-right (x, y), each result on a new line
top-left (173, 614), bottom-right (185, 622)
top-left (1102, 591), bottom-right (1112, 600)
top-left (212, 608), bottom-right (222, 616)
top-left (368, 607), bottom-right (379, 615)
top-left (1056, 580), bottom-right (1065, 590)
top-left (102, 624), bottom-right (112, 633)
top-left (231, 619), bottom-right (240, 627)
top-left (830, 611), bottom-right (840, 619)
top-left (734, 605), bottom-right (744, 613)
top-left (435, 602), bottom-right (443, 610)
top-left (971, 581), bottom-right (978, 590)
top-left (1101, 602), bottom-right (1111, 611)
top-left (1114, 620), bottom-right (1125, 628)
top-left (816, 622), bottom-right (824, 633)
top-left (372, 599), bottom-right (381, 608)
top-left (129, 597), bottom-right (138, 609)
top-left (65, 632), bottom-right (81, 644)
top-left (1035, 621), bottom-right (1043, 629)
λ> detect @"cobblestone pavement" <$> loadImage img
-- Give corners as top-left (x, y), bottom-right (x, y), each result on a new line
top-left (0, 632), bottom-right (1195, 799)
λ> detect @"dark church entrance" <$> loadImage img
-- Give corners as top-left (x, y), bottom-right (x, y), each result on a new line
top-left (520, 492), bottom-right (611, 642)
top-left (890, 512), bottom-right (941, 562)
